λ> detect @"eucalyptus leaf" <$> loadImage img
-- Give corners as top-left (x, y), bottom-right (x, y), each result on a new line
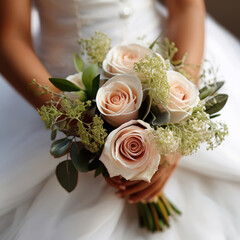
top-left (51, 129), bottom-right (57, 141)
top-left (70, 143), bottom-right (94, 172)
top-left (205, 94), bottom-right (228, 115)
top-left (199, 87), bottom-right (212, 100)
top-left (199, 81), bottom-right (225, 100)
top-left (150, 106), bottom-right (170, 126)
top-left (49, 78), bottom-right (81, 92)
top-left (74, 53), bottom-right (84, 72)
top-left (90, 74), bottom-right (100, 99)
top-left (82, 64), bottom-right (99, 93)
top-left (56, 160), bottom-right (78, 192)
top-left (210, 81), bottom-right (225, 95)
top-left (50, 138), bottom-right (72, 158)
top-left (145, 112), bottom-right (156, 125)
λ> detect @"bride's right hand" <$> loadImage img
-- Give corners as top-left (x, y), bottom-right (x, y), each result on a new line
top-left (105, 153), bottom-right (181, 203)
top-left (0, 0), bottom-right (59, 108)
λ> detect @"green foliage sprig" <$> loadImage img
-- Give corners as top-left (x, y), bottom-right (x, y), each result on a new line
top-left (134, 54), bottom-right (170, 105)
top-left (79, 31), bottom-right (112, 65)
top-left (33, 78), bottom-right (107, 154)
top-left (151, 104), bottom-right (228, 156)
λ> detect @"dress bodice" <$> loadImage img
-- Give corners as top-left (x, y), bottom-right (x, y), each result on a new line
top-left (34, 0), bottom-right (166, 77)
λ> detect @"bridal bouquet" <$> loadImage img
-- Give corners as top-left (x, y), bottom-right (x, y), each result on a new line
top-left (34, 32), bottom-right (228, 232)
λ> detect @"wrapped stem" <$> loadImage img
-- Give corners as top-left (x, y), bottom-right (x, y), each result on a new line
top-left (137, 193), bottom-right (181, 232)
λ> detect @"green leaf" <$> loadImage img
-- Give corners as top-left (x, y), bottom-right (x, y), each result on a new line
top-left (49, 78), bottom-right (81, 92)
top-left (199, 81), bottom-right (225, 100)
top-left (149, 106), bottom-right (170, 126)
top-left (56, 160), bottom-right (78, 192)
top-left (139, 89), bottom-right (152, 120)
top-left (90, 74), bottom-right (100, 99)
top-left (51, 129), bottom-right (57, 141)
top-left (94, 162), bottom-right (109, 178)
top-left (74, 53), bottom-right (84, 72)
top-left (199, 87), bottom-right (212, 100)
top-left (145, 112), bottom-right (156, 125)
top-left (210, 114), bottom-right (221, 119)
top-left (88, 158), bottom-right (100, 171)
top-left (210, 81), bottom-right (225, 95)
top-left (205, 94), bottom-right (228, 115)
top-left (82, 64), bottom-right (99, 93)
top-left (149, 33), bottom-right (162, 50)
top-left (70, 143), bottom-right (94, 172)
top-left (94, 164), bottom-right (102, 177)
top-left (50, 138), bottom-right (72, 158)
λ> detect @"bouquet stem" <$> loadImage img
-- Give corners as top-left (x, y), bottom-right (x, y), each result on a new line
top-left (137, 192), bottom-right (181, 232)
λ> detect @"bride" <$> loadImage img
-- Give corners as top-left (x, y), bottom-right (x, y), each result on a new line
top-left (0, 0), bottom-right (240, 239)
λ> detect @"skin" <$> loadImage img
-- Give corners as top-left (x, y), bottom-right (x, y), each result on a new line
top-left (0, 0), bottom-right (205, 202)
top-left (0, 0), bottom-right (59, 108)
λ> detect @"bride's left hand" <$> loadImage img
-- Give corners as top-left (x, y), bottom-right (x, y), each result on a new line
top-left (105, 153), bottom-right (181, 203)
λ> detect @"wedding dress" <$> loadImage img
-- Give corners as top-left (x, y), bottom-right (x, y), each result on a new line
top-left (1, 0), bottom-right (240, 239)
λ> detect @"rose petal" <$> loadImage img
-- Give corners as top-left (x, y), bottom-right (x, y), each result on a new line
top-left (96, 75), bottom-right (143, 127)
top-left (102, 44), bottom-right (154, 77)
top-left (99, 120), bottom-right (161, 181)
top-left (166, 71), bottom-right (199, 123)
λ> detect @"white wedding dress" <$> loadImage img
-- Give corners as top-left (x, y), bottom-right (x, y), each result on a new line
top-left (1, 0), bottom-right (240, 239)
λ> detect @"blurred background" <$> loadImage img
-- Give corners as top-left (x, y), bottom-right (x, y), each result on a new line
top-left (160, 0), bottom-right (240, 39)
top-left (205, 0), bottom-right (240, 39)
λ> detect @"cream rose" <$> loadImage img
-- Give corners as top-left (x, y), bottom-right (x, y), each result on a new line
top-left (96, 74), bottom-right (143, 127)
top-left (63, 73), bottom-right (87, 102)
top-left (165, 71), bottom-right (199, 123)
top-left (103, 44), bottom-right (153, 77)
top-left (100, 120), bottom-right (161, 182)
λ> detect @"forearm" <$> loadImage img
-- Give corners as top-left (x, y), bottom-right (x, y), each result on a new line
top-left (166, 0), bottom-right (206, 79)
top-left (0, 38), bottom-right (59, 108)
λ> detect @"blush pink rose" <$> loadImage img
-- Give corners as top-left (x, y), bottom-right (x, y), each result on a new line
top-left (102, 44), bottom-right (153, 77)
top-left (165, 71), bottom-right (199, 123)
top-left (96, 74), bottom-right (143, 127)
top-left (100, 120), bottom-right (161, 182)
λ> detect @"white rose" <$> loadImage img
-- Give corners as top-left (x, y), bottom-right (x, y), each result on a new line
top-left (96, 74), bottom-right (143, 127)
top-left (63, 73), bottom-right (87, 102)
top-left (102, 44), bottom-right (153, 77)
top-left (164, 71), bottom-right (199, 123)
top-left (100, 120), bottom-right (161, 182)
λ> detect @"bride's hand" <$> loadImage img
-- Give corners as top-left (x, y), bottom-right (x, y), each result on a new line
top-left (105, 153), bottom-right (181, 203)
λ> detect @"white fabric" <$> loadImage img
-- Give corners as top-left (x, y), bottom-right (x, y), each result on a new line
top-left (1, 0), bottom-right (240, 239)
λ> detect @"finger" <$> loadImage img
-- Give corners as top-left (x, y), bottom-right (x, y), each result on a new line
top-left (110, 176), bottom-right (123, 184)
top-left (105, 177), bottom-right (125, 190)
top-left (146, 162), bottom-right (179, 202)
top-left (128, 177), bottom-right (164, 203)
top-left (146, 176), bottom-right (169, 202)
top-left (120, 179), bottom-right (140, 187)
top-left (117, 169), bottom-right (163, 198)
